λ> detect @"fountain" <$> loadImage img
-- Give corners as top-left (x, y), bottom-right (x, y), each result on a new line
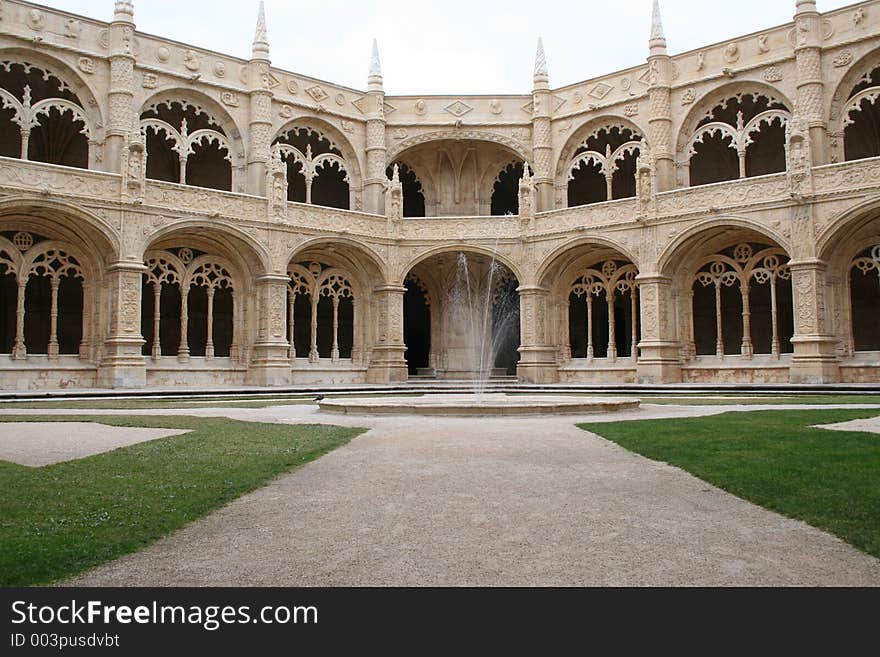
top-left (318, 250), bottom-right (641, 417)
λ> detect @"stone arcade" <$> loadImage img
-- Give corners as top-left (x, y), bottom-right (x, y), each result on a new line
top-left (0, 0), bottom-right (879, 390)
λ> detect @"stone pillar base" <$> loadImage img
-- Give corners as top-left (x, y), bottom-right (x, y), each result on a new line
top-left (636, 341), bottom-right (682, 383)
top-left (367, 346), bottom-right (408, 383)
top-left (247, 343), bottom-right (292, 386)
top-left (517, 346), bottom-right (558, 383)
top-left (789, 335), bottom-right (841, 383)
top-left (98, 338), bottom-right (147, 388)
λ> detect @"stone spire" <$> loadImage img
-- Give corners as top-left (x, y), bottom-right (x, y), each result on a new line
top-left (252, 1), bottom-right (270, 61)
top-left (534, 37), bottom-right (548, 84)
top-left (649, 0), bottom-right (666, 53)
top-left (368, 39), bottom-right (383, 90)
top-left (795, 0), bottom-right (818, 14)
top-left (113, 1), bottom-right (134, 22)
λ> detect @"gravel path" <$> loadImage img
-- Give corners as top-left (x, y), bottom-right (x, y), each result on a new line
top-left (33, 402), bottom-right (879, 587)
top-left (0, 422), bottom-right (190, 466)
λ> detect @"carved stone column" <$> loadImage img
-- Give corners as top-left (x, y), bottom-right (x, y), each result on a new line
top-left (647, 3), bottom-right (675, 191)
top-left (517, 285), bottom-right (557, 383)
top-left (246, 4), bottom-right (274, 196)
top-left (794, 0), bottom-right (828, 165)
top-left (532, 40), bottom-right (554, 212)
top-left (106, 2), bottom-right (136, 173)
top-left (788, 259), bottom-right (841, 383)
top-left (635, 274), bottom-right (682, 383)
top-left (364, 41), bottom-right (387, 215)
top-left (98, 261), bottom-right (147, 388)
top-left (248, 274), bottom-right (292, 386)
top-left (367, 284), bottom-right (408, 383)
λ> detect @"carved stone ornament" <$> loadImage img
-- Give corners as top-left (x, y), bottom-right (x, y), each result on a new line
top-left (183, 50), bottom-right (201, 72)
top-left (341, 120), bottom-right (354, 133)
top-left (490, 99), bottom-right (503, 115)
top-left (142, 73), bottom-right (158, 89)
top-left (65, 19), bottom-right (81, 39)
top-left (306, 86), bottom-right (328, 102)
top-left (414, 99), bottom-right (427, 115)
top-left (214, 61), bottom-right (226, 78)
top-left (287, 80), bottom-right (298, 95)
top-left (279, 105), bottom-right (293, 119)
top-left (763, 66), bottom-right (783, 83)
top-left (156, 46), bottom-right (171, 63)
top-left (624, 103), bottom-right (639, 117)
top-left (833, 51), bottom-right (854, 68)
top-left (723, 42), bottom-right (740, 64)
top-left (757, 35), bottom-right (769, 54)
top-left (854, 8), bottom-right (866, 27)
top-left (681, 88), bottom-right (696, 105)
top-left (78, 58), bottom-right (95, 75)
top-left (335, 93), bottom-right (345, 107)
top-left (444, 100), bottom-right (473, 117)
top-left (26, 9), bottom-right (45, 31)
top-left (221, 92), bottom-right (240, 107)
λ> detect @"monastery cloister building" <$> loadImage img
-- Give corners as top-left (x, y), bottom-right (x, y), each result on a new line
top-left (0, 0), bottom-right (879, 390)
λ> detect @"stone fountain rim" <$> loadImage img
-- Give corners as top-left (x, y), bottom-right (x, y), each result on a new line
top-left (317, 394), bottom-right (641, 417)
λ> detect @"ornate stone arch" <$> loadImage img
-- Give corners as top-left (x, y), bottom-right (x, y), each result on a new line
top-left (657, 216), bottom-right (791, 276)
top-left (827, 47), bottom-right (880, 163)
top-left (0, 196), bottom-right (120, 261)
top-left (388, 130), bottom-right (532, 165)
top-left (142, 219), bottom-right (270, 278)
top-left (399, 245), bottom-right (523, 286)
top-left (138, 88), bottom-right (246, 189)
top-left (674, 82), bottom-right (793, 185)
top-left (555, 115), bottom-right (648, 181)
top-left (817, 195), bottom-right (880, 263)
top-left (273, 116), bottom-right (363, 210)
top-left (536, 236), bottom-right (640, 287)
top-left (0, 48), bottom-right (104, 137)
top-left (285, 237), bottom-right (386, 284)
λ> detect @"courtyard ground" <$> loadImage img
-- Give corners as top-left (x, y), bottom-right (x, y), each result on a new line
top-left (2, 397), bottom-right (878, 586)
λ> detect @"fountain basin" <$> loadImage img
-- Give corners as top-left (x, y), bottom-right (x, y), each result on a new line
top-left (318, 394), bottom-right (640, 416)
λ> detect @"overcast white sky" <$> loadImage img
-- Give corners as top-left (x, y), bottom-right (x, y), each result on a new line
top-left (35, 0), bottom-right (857, 94)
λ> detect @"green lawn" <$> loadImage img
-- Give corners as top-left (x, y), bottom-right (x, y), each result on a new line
top-left (580, 409), bottom-right (880, 559)
top-left (0, 415), bottom-right (364, 586)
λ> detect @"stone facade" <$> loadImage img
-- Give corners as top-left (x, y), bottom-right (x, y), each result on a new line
top-left (0, 0), bottom-right (878, 389)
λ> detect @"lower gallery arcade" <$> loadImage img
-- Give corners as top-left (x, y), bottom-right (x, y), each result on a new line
top-left (0, 206), bottom-right (878, 390)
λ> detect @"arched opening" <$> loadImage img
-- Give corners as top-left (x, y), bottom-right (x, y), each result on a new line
top-left (843, 65), bottom-right (880, 161)
top-left (0, 233), bottom-right (87, 359)
top-left (491, 161), bottom-right (523, 215)
top-left (287, 263), bottom-right (355, 363)
top-left (140, 99), bottom-right (231, 191)
top-left (0, 61), bottom-right (89, 168)
top-left (405, 250), bottom-right (520, 379)
top-left (140, 247), bottom-right (238, 361)
top-left (272, 127), bottom-right (350, 209)
top-left (404, 275), bottom-right (431, 375)
top-left (566, 125), bottom-right (642, 207)
top-left (390, 139), bottom-right (525, 216)
top-left (567, 260), bottom-right (640, 361)
top-left (688, 92), bottom-right (789, 186)
top-left (689, 243), bottom-right (794, 359)
top-left (850, 245), bottom-right (880, 351)
top-left (386, 162), bottom-right (425, 217)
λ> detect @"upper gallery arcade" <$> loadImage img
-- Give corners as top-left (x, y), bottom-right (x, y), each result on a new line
top-left (0, 0), bottom-right (879, 390)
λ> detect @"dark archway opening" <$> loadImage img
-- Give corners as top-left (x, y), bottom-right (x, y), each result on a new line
top-left (311, 161), bottom-right (350, 210)
top-left (0, 271), bottom-right (15, 353)
top-left (404, 279), bottom-right (431, 374)
top-left (386, 163), bottom-right (426, 217)
top-left (187, 286), bottom-right (208, 357)
top-left (690, 133), bottom-right (739, 186)
top-left (491, 161), bottom-right (523, 216)
top-left (852, 266), bottom-right (880, 351)
top-left (291, 293), bottom-right (312, 357)
top-left (492, 275), bottom-right (520, 374)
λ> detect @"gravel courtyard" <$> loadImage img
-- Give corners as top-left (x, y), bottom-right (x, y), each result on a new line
top-left (10, 402), bottom-right (869, 587)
